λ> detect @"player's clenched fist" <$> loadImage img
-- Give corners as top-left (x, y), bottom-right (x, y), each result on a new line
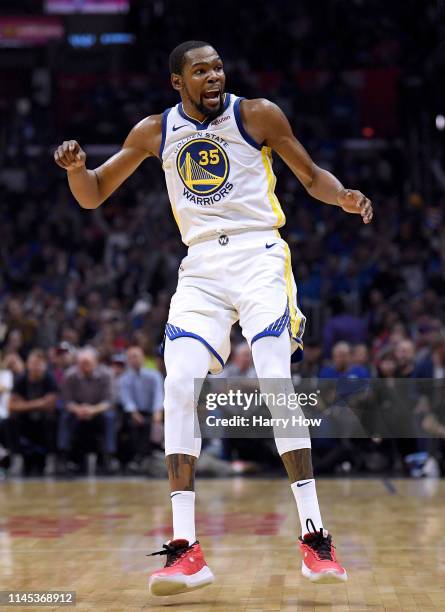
top-left (54, 140), bottom-right (86, 171)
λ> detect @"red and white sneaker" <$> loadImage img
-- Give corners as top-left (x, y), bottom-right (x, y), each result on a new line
top-left (148, 539), bottom-right (214, 596)
top-left (299, 520), bottom-right (348, 583)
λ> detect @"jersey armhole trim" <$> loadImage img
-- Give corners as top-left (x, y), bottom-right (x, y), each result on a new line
top-left (233, 97), bottom-right (262, 150)
top-left (159, 107), bottom-right (172, 159)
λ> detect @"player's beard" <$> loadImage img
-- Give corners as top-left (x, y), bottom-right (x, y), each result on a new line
top-left (186, 86), bottom-right (225, 120)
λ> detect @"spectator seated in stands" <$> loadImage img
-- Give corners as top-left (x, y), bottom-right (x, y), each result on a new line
top-left (58, 347), bottom-right (117, 474)
top-left (351, 343), bottom-right (373, 376)
top-left (0, 354), bottom-right (14, 473)
top-left (406, 337), bottom-right (445, 477)
top-left (319, 341), bottom-right (369, 379)
top-left (223, 342), bottom-right (257, 378)
top-left (8, 350), bottom-right (58, 476)
top-left (3, 353), bottom-right (25, 382)
top-left (49, 341), bottom-right (76, 387)
top-left (385, 338), bottom-right (431, 476)
top-left (313, 342), bottom-right (369, 474)
top-left (118, 346), bottom-right (164, 473)
top-left (394, 339), bottom-right (417, 378)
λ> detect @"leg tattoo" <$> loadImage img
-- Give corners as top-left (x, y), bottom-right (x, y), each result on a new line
top-left (166, 453), bottom-right (196, 492)
top-left (281, 448), bottom-right (313, 482)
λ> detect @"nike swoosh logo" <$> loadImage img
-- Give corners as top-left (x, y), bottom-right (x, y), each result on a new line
top-left (265, 243), bottom-right (277, 249)
top-left (296, 481), bottom-right (312, 487)
top-left (170, 492), bottom-right (182, 498)
top-left (172, 124), bottom-right (188, 131)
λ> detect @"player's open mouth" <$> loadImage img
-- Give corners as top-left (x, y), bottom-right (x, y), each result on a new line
top-left (203, 90), bottom-right (221, 105)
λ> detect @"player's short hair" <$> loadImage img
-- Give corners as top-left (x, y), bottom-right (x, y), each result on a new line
top-left (169, 40), bottom-right (214, 74)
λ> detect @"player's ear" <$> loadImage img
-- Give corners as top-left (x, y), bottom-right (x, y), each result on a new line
top-left (171, 73), bottom-right (183, 92)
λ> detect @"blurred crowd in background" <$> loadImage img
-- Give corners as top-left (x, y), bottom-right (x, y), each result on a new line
top-left (1, 0), bottom-right (445, 478)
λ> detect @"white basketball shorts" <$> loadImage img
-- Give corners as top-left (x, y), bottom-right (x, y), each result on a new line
top-left (165, 229), bottom-right (306, 374)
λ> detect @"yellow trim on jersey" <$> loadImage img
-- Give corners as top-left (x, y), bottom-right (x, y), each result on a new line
top-left (283, 242), bottom-right (302, 339)
top-left (261, 146), bottom-right (286, 227)
top-left (170, 204), bottom-right (181, 232)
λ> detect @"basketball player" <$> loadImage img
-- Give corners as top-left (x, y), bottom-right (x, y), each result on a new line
top-left (54, 40), bottom-right (373, 595)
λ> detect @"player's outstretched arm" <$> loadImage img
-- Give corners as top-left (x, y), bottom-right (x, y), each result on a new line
top-left (241, 99), bottom-right (373, 224)
top-left (53, 115), bottom-right (162, 209)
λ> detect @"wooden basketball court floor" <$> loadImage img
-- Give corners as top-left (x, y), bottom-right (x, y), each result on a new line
top-left (0, 478), bottom-right (444, 611)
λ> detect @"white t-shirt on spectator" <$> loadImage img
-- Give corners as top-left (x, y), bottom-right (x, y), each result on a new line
top-left (0, 369), bottom-right (13, 419)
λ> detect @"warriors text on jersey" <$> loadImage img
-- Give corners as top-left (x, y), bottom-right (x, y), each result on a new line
top-left (160, 93), bottom-right (286, 246)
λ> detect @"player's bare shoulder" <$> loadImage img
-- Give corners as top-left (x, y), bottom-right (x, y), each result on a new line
top-left (239, 98), bottom-right (285, 146)
top-left (125, 113), bottom-right (164, 158)
top-left (240, 97), bottom-right (277, 114)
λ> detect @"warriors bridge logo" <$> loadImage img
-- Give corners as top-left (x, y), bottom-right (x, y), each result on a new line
top-left (176, 137), bottom-right (233, 206)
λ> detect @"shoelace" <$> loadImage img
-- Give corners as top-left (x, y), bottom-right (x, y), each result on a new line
top-left (147, 541), bottom-right (194, 567)
top-left (304, 519), bottom-right (335, 561)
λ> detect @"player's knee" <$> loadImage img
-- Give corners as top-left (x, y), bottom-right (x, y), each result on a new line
top-left (164, 370), bottom-right (195, 409)
top-left (253, 351), bottom-right (291, 379)
top-left (275, 438), bottom-right (311, 455)
top-left (259, 365), bottom-right (289, 379)
top-left (258, 376), bottom-right (294, 398)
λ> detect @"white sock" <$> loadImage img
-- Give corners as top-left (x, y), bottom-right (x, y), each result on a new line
top-left (291, 479), bottom-right (323, 536)
top-left (171, 491), bottom-right (196, 544)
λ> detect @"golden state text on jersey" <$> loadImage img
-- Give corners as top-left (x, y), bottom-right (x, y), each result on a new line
top-left (175, 134), bottom-right (233, 206)
top-left (160, 93), bottom-right (286, 246)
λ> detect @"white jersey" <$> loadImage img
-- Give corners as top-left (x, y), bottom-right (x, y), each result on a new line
top-left (160, 93), bottom-right (286, 246)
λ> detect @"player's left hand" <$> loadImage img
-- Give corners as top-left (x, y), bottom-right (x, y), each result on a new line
top-left (337, 189), bottom-right (373, 224)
